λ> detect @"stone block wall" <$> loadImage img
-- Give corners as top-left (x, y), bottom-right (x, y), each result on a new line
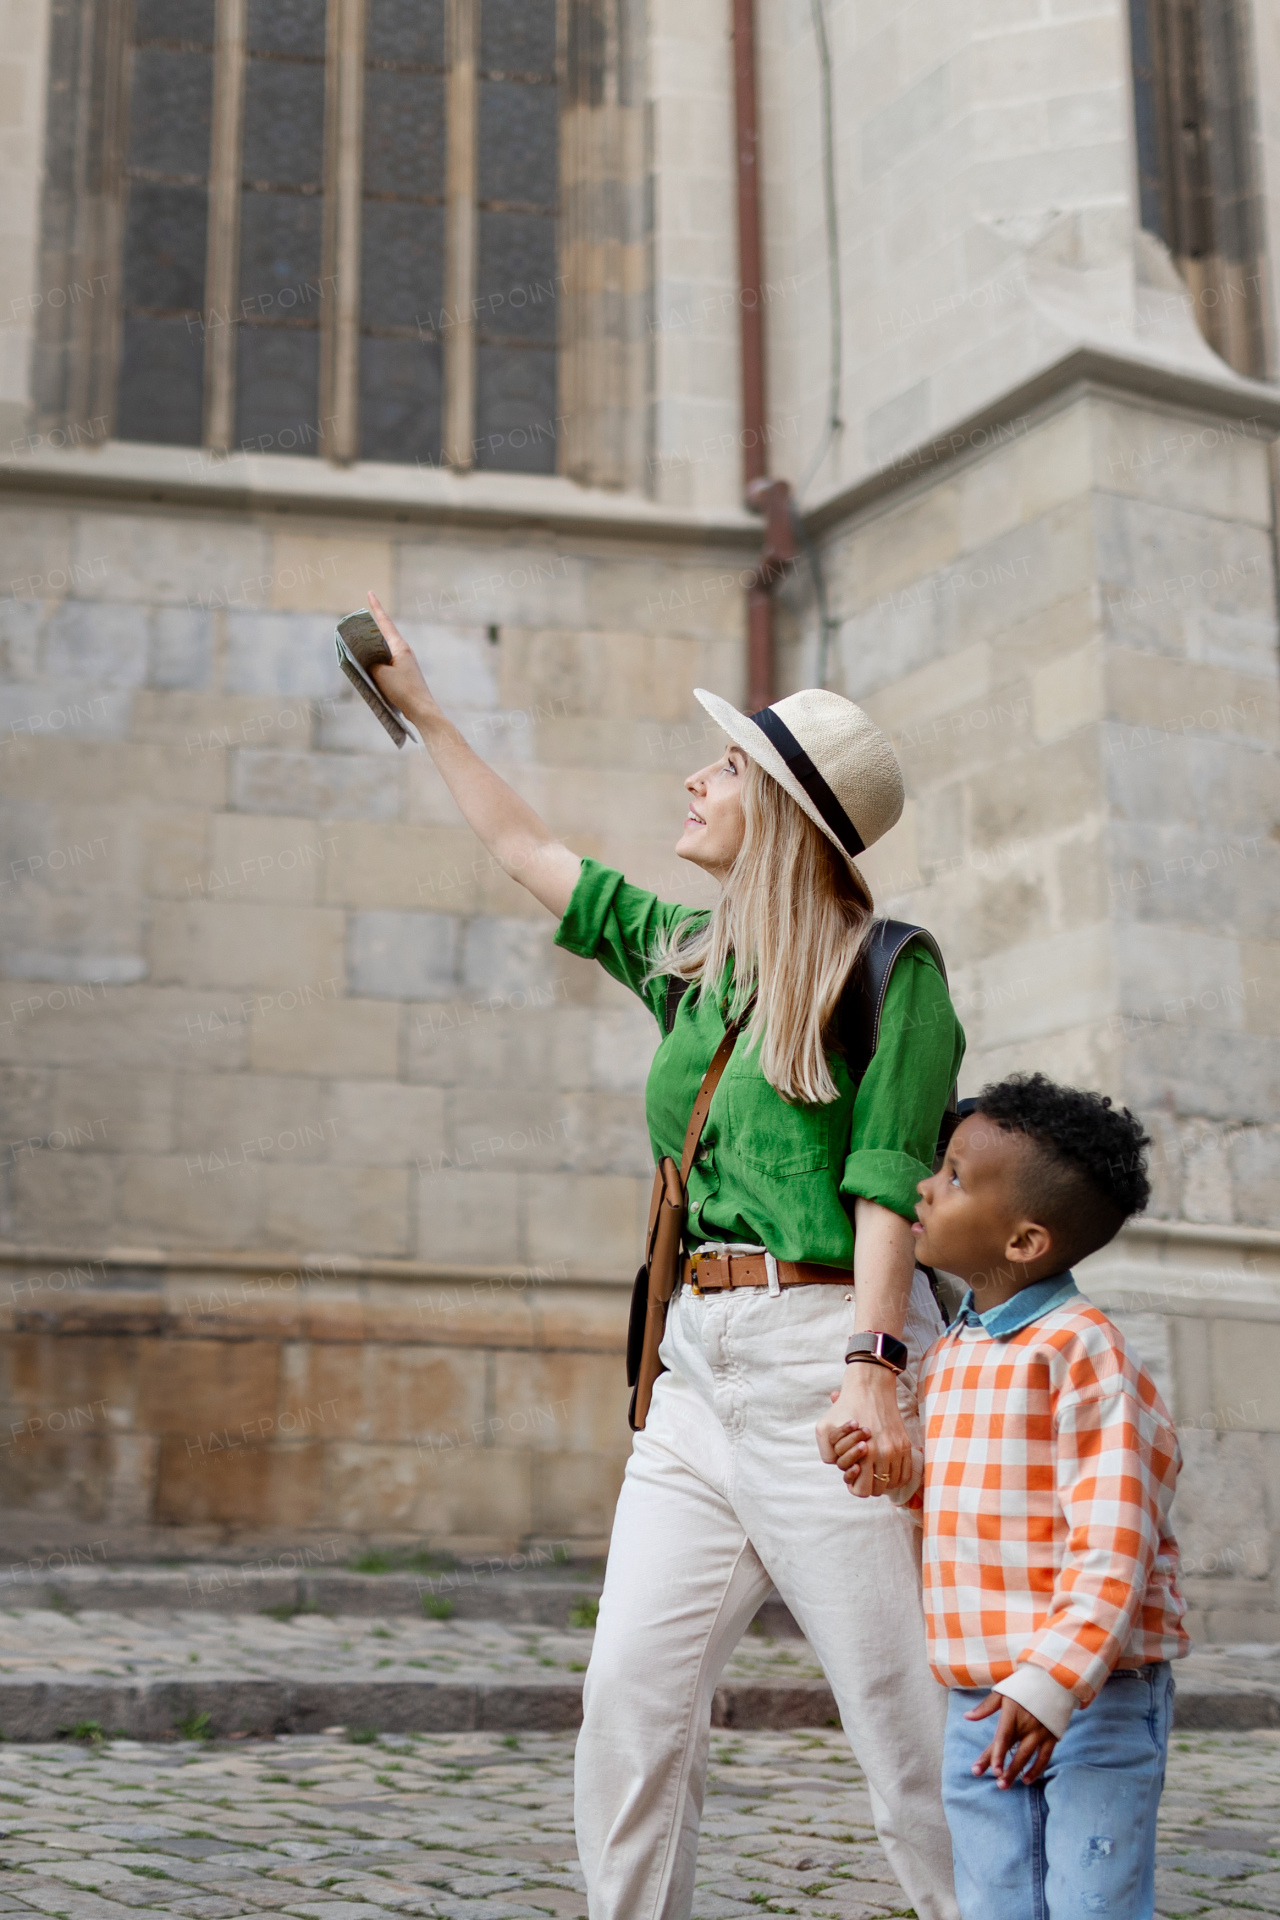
top-left (1080, 1224), bottom-right (1280, 1645)
top-left (0, 492), bottom-right (748, 1552)
top-left (759, 0), bottom-right (1146, 503)
top-left (0, 1254), bottom-right (632, 1558)
top-left (777, 380), bottom-right (1280, 1637)
top-left (794, 387), bottom-right (1280, 1215)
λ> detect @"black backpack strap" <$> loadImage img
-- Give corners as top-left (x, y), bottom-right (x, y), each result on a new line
top-left (843, 919), bottom-right (958, 1163)
top-left (842, 919), bottom-right (945, 1076)
top-left (662, 974), bottom-right (690, 1036)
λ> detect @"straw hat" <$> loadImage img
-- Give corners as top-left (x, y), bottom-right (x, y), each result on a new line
top-left (694, 687), bottom-right (903, 867)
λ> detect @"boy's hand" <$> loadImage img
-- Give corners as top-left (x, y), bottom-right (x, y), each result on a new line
top-left (826, 1409), bottom-right (874, 1489)
top-left (966, 1691), bottom-right (1057, 1787)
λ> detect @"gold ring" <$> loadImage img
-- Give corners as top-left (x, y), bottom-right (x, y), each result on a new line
top-left (872, 1473), bottom-right (889, 1482)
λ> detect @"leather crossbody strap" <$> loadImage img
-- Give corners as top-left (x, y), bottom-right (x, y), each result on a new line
top-left (678, 1024), bottom-right (739, 1185)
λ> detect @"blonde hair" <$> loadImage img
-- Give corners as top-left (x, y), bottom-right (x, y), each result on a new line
top-left (647, 758), bottom-right (873, 1104)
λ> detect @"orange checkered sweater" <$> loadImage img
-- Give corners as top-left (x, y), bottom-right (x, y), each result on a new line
top-left (918, 1296), bottom-right (1189, 1732)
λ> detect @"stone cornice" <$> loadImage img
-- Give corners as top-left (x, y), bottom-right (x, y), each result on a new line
top-left (0, 1242), bottom-right (634, 1287)
top-left (1121, 1217), bottom-right (1280, 1252)
top-left (6, 349), bottom-right (1274, 555)
top-left (3, 1214), bottom-right (1280, 1289)
top-left (802, 344), bottom-right (1280, 538)
top-left (0, 438), bottom-right (760, 549)
top-left (1078, 1215), bottom-right (1280, 1317)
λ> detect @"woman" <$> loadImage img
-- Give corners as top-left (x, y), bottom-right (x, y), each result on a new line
top-left (367, 593), bottom-right (963, 1920)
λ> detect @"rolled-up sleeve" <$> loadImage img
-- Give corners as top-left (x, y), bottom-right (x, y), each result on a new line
top-left (840, 943), bottom-right (965, 1222)
top-left (554, 856), bottom-right (701, 1023)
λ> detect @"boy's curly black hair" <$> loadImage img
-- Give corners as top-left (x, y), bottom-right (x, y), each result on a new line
top-left (972, 1072), bottom-right (1151, 1267)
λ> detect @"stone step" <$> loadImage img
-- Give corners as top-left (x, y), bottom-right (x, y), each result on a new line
top-left (0, 1672), bottom-right (837, 1741)
top-left (1173, 1686), bottom-right (1280, 1731)
top-left (0, 1562), bottom-right (804, 1635)
top-left (3, 1564), bottom-right (1275, 1741)
top-left (11, 1564), bottom-right (604, 1622)
top-left (0, 1667), bottom-right (1274, 1741)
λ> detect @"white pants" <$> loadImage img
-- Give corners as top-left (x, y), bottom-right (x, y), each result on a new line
top-left (574, 1270), bottom-right (958, 1920)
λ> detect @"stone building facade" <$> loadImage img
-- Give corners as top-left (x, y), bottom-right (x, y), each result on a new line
top-left (0, 0), bottom-right (1278, 1640)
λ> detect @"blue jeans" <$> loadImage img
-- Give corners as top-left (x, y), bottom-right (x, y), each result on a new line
top-left (942, 1664), bottom-right (1174, 1920)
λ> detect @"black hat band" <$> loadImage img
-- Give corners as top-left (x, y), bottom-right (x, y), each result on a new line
top-left (749, 706), bottom-right (866, 859)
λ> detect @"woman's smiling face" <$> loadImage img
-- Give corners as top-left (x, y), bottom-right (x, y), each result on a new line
top-left (675, 746), bottom-right (749, 880)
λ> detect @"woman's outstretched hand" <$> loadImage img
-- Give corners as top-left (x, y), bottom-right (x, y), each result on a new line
top-left (359, 589), bottom-right (582, 918)
top-left (366, 590), bottom-right (438, 729)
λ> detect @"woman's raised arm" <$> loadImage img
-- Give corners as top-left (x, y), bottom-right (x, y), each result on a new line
top-left (366, 591), bottom-right (582, 919)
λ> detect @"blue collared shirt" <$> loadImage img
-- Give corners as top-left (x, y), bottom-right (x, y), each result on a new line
top-left (952, 1271), bottom-right (1079, 1338)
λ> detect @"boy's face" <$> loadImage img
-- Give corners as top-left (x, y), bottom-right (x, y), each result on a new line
top-left (913, 1115), bottom-right (1057, 1303)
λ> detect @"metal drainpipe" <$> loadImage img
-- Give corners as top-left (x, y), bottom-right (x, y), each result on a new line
top-left (731, 0), bottom-right (793, 710)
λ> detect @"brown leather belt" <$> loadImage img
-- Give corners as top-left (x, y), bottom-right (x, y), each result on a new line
top-left (681, 1248), bottom-right (852, 1293)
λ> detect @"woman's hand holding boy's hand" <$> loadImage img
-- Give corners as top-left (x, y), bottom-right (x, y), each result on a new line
top-left (966, 1691), bottom-right (1057, 1788)
top-left (816, 1364), bottom-right (912, 1495)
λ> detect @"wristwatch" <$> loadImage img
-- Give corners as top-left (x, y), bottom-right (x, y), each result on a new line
top-left (844, 1331), bottom-right (908, 1374)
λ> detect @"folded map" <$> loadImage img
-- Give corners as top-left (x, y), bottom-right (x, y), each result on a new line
top-left (334, 608), bottom-right (418, 748)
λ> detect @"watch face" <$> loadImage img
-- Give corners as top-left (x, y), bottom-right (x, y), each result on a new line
top-left (846, 1332), bottom-right (907, 1369)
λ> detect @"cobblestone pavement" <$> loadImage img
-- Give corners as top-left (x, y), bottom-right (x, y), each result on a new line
top-left (0, 1610), bottom-right (821, 1687)
top-left (0, 1727), bottom-right (1274, 1919)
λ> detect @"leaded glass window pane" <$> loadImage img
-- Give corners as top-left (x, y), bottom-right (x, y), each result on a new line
top-left (122, 184), bottom-right (208, 314)
top-left (358, 0), bottom-right (447, 465)
top-left (366, 0), bottom-right (446, 69)
top-left (363, 71), bottom-right (446, 199)
top-left (362, 202), bottom-right (446, 333)
top-left (235, 0), bottom-right (326, 452)
top-left (475, 0), bottom-right (558, 475)
top-left (115, 8), bottom-right (213, 445)
top-left (360, 338), bottom-right (444, 465)
top-left (128, 49), bottom-right (217, 177)
top-left (241, 62), bottom-right (326, 187)
top-left (237, 328), bottom-right (324, 453)
top-left (239, 196), bottom-right (326, 319)
top-left (118, 317), bottom-right (207, 447)
top-left (246, 0), bottom-right (327, 60)
top-left (133, 0), bottom-right (216, 40)
top-left (477, 82), bottom-right (558, 209)
top-left (475, 345), bottom-right (557, 473)
top-left (480, 0), bottom-right (557, 78)
top-left (477, 212), bottom-right (558, 342)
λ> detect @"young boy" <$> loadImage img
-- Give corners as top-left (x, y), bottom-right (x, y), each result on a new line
top-left (835, 1073), bottom-right (1188, 1920)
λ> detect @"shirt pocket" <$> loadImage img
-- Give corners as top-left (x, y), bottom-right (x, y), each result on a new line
top-left (725, 1080), bottom-right (831, 1175)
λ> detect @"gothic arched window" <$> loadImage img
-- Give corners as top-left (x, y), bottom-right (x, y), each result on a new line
top-left (1126, 0), bottom-right (1266, 378)
top-left (36, 0), bottom-right (561, 472)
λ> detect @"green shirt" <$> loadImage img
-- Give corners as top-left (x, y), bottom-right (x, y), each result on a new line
top-left (555, 858), bottom-right (966, 1265)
